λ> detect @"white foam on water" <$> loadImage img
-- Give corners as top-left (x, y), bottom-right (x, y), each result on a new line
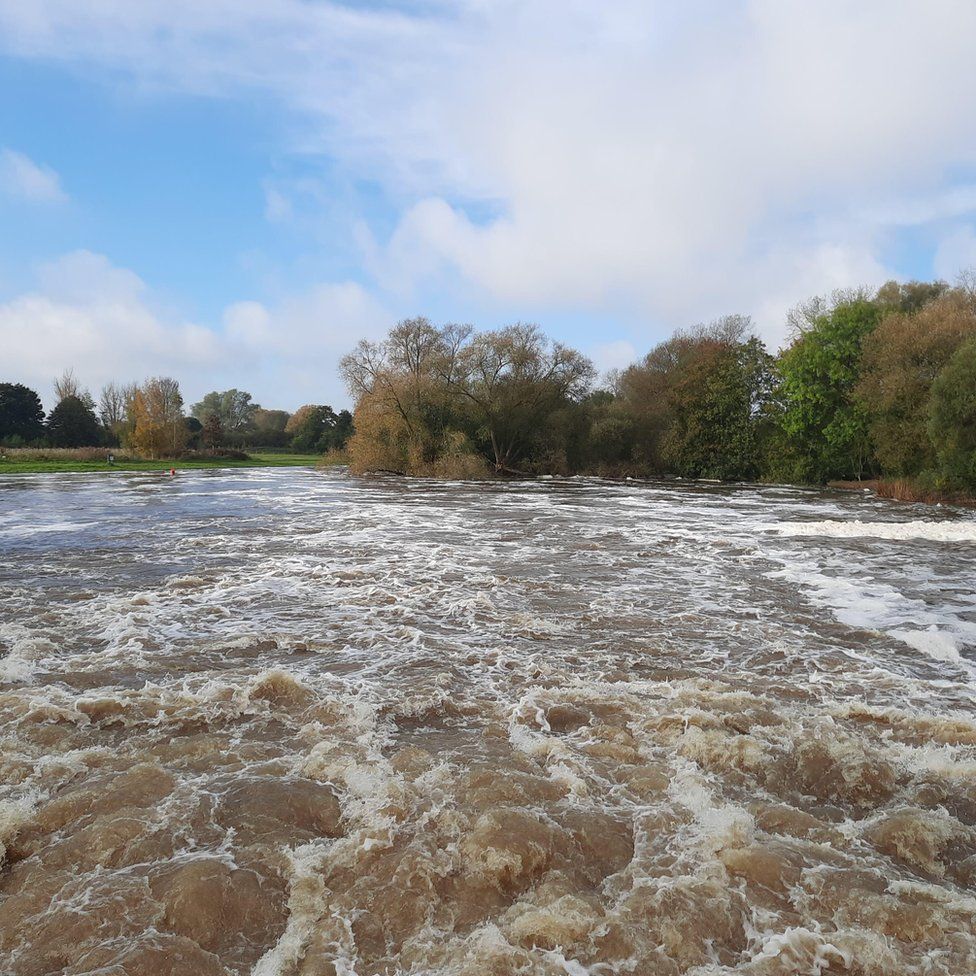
top-left (770, 518), bottom-right (976, 543)
top-left (0, 520), bottom-right (94, 538)
top-left (889, 627), bottom-right (963, 663)
top-left (2, 469), bottom-right (976, 975)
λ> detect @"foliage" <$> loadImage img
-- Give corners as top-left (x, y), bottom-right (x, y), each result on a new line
top-left (928, 336), bottom-right (976, 488)
top-left (286, 404), bottom-right (353, 453)
top-left (5, 269), bottom-right (976, 491)
top-left (446, 323), bottom-right (595, 472)
top-left (776, 298), bottom-right (881, 482)
top-left (98, 381), bottom-right (137, 445)
top-left (130, 377), bottom-right (189, 458)
top-left (191, 389), bottom-right (259, 432)
top-left (202, 412), bottom-right (224, 450)
top-left (856, 291), bottom-right (976, 475)
top-left (46, 395), bottom-right (102, 447)
top-left (0, 383), bottom-right (45, 444)
top-left (341, 318), bottom-right (593, 474)
top-left (662, 335), bottom-right (775, 480)
top-left (251, 408), bottom-right (292, 447)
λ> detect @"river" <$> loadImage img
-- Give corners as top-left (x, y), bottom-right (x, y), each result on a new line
top-left (1, 468), bottom-right (975, 975)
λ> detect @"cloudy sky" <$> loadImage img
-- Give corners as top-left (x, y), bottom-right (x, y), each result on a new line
top-left (2, 1), bottom-right (976, 411)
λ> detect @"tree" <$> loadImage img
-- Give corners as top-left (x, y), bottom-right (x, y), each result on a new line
top-left (53, 368), bottom-right (82, 403)
top-left (329, 409), bottom-right (354, 451)
top-left (341, 318), bottom-right (464, 470)
top-left (99, 382), bottom-right (127, 430)
top-left (252, 408), bottom-right (291, 447)
top-left (445, 323), bottom-right (595, 472)
top-left (603, 316), bottom-right (759, 475)
top-left (202, 412), bottom-right (224, 450)
top-left (130, 377), bottom-right (188, 458)
top-left (874, 278), bottom-right (949, 316)
top-left (46, 395), bottom-right (102, 447)
top-left (98, 381), bottom-right (138, 445)
top-left (191, 390), bottom-right (258, 432)
top-left (856, 292), bottom-right (976, 476)
top-left (285, 405), bottom-right (354, 452)
top-left (662, 333), bottom-right (776, 480)
top-left (0, 383), bottom-right (45, 444)
top-left (777, 298), bottom-right (881, 481)
top-left (928, 336), bottom-right (976, 488)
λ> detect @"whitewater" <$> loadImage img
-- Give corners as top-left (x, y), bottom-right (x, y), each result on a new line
top-left (1, 468), bottom-right (975, 976)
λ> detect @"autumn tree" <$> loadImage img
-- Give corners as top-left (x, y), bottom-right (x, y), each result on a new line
top-left (341, 318), bottom-right (464, 471)
top-left (130, 377), bottom-right (188, 458)
top-left (856, 291), bottom-right (976, 475)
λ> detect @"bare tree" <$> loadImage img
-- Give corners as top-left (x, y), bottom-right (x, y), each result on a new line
top-left (98, 382), bottom-right (127, 429)
top-left (53, 368), bottom-right (82, 403)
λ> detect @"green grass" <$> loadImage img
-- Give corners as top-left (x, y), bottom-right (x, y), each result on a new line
top-left (0, 452), bottom-right (328, 474)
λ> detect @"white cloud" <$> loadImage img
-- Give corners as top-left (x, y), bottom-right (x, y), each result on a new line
top-left (0, 251), bottom-right (388, 410)
top-left (590, 340), bottom-right (638, 377)
top-left (0, 148), bottom-right (67, 203)
top-left (934, 226), bottom-right (976, 282)
top-left (2, 1), bottom-right (976, 352)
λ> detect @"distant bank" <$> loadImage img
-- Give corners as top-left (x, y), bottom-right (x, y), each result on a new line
top-left (0, 450), bottom-right (329, 475)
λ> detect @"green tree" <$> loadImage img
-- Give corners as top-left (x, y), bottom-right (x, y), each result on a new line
top-left (191, 389), bottom-right (258, 432)
top-left (928, 336), bottom-right (976, 488)
top-left (46, 395), bottom-right (102, 447)
top-left (0, 383), bottom-right (45, 444)
top-left (663, 335), bottom-right (775, 480)
top-left (286, 405), bottom-right (353, 452)
top-left (444, 323), bottom-right (595, 472)
top-left (252, 408), bottom-right (291, 447)
top-left (776, 298), bottom-right (881, 482)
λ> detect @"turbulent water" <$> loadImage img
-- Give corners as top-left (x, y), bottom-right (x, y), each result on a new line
top-left (2, 469), bottom-right (976, 976)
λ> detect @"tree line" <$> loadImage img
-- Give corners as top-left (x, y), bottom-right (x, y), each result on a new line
top-left (339, 274), bottom-right (976, 489)
top-left (0, 371), bottom-right (352, 458)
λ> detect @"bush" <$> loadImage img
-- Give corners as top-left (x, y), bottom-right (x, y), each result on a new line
top-left (179, 448), bottom-right (250, 461)
top-left (928, 336), bottom-right (976, 489)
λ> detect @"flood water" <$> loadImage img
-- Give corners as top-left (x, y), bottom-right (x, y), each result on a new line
top-left (1, 468), bottom-right (975, 976)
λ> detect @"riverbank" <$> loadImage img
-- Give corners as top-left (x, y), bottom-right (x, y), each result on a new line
top-left (0, 451), bottom-right (326, 474)
top-left (828, 477), bottom-right (976, 507)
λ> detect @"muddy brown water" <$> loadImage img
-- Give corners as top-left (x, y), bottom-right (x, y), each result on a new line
top-left (1, 468), bottom-right (975, 975)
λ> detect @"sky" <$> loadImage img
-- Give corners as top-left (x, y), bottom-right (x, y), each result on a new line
top-left (2, 1), bottom-right (976, 412)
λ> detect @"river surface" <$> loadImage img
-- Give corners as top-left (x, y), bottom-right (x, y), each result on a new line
top-left (1, 468), bottom-right (975, 976)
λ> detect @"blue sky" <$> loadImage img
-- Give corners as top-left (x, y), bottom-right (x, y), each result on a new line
top-left (2, 1), bottom-right (976, 411)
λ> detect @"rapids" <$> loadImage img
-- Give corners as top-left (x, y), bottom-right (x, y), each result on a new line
top-left (1, 468), bottom-right (975, 976)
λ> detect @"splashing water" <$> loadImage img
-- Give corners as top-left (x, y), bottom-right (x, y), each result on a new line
top-left (1, 469), bottom-right (975, 976)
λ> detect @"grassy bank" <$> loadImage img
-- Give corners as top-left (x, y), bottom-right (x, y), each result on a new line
top-left (0, 450), bottom-right (327, 474)
top-left (828, 478), bottom-right (976, 507)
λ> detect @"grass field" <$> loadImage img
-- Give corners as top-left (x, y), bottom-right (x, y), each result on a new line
top-left (0, 452), bottom-right (327, 474)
